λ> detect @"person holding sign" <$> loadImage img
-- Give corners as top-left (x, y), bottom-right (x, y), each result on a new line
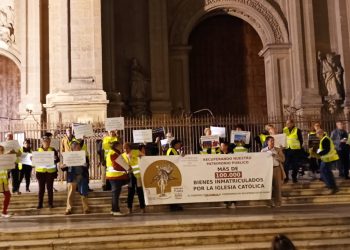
top-left (200, 128), bottom-right (220, 154)
top-left (106, 141), bottom-right (129, 216)
top-left (101, 130), bottom-right (119, 191)
top-left (261, 137), bottom-right (286, 207)
top-left (5, 133), bottom-right (22, 195)
top-left (308, 122), bottom-right (321, 180)
top-left (18, 139), bottom-right (33, 192)
top-left (61, 141), bottom-right (90, 215)
top-left (35, 136), bottom-right (60, 209)
top-left (122, 143), bottom-right (146, 214)
top-left (232, 124), bottom-right (251, 153)
top-left (330, 121), bottom-right (349, 179)
top-left (316, 129), bottom-right (339, 194)
top-left (0, 145), bottom-right (12, 218)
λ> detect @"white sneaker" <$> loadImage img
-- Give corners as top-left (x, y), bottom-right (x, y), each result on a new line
top-left (1, 213), bottom-right (12, 218)
top-left (112, 212), bottom-right (125, 216)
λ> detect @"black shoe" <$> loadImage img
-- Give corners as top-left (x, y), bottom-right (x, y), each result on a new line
top-left (331, 188), bottom-right (339, 195)
top-left (26, 189), bottom-right (30, 192)
top-left (102, 185), bottom-right (107, 191)
top-left (283, 179), bottom-right (289, 184)
top-left (344, 176), bottom-right (350, 180)
top-left (292, 179), bottom-right (298, 183)
top-left (48, 204), bottom-right (54, 209)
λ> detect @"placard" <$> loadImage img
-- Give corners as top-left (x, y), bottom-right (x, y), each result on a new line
top-left (133, 129), bottom-right (153, 143)
top-left (200, 135), bottom-right (220, 149)
top-left (308, 134), bottom-right (320, 148)
top-left (0, 154), bottom-right (17, 170)
top-left (50, 139), bottom-right (60, 150)
top-left (115, 155), bottom-right (131, 171)
top-left (32, 151), bottom-right (54, 166)
top-left (230, 131), bottom-right (251, 145)
top-left (0, 140), bottom-right (21, 152)
top-left (210, 126), bottom-right (226, 138)
top-left (152, 127), bottom-right (165, 141)
top-left (105, 117), bottom-right (125, 131)
top-left (20, 153), bottom-right (32, 166)
top-left (140, 153), bottom-right (273, 205)
top-left (272, 134), bottom-right (287, 148)
top-left (73, 124), bottom-right (94, 139)
top-left (62, 151), bottom-right (86, 167)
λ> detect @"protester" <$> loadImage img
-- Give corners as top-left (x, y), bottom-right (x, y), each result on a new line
top-left (255, 125), bottom-right (270, 148)
top-left (271, 234), bottom-right (296, 250)
top-left (330, 121), bottom-right (349, 179)
top-left (221, 141), bottom-right (236, 208)
top-left (61, 141), bottom-right (90, 215)
top-left (232, 124), bottom-right (251, 153)
top-left (308, 122), bottom-right (321, 180)
top-left (0, 145), bottom-right (12, 218)
top-left (200, 128), bottom-right (220, 154)
top-left (261, 137), bottom-right (286, 207)
top-left (36, 136), bottom-right (60, 209)
top-left (106, 141), bottom-right (129, 216)
top-left (123, 143), bottom-right (146, 214)
top-left (6, 133), bottom-right (21, 194)
top-left (283, 119), bottom-right (303, 183)
top-left (60, 127), bottom-right (77, 153)
top-left (316, 129), bottom-right (339, 194)
top-left (101, 130), bottom-right (119, 191)
top-left (18, 139), bottom-right (33, 192)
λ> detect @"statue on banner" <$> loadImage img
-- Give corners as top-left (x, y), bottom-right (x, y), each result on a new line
top-left (152, 165), bottom-right (174, 198)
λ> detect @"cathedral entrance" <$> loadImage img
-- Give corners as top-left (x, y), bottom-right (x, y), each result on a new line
top-left (0, 55), bottom-right (20, 120)
top-left (188, 14), bottom-right (267, 116)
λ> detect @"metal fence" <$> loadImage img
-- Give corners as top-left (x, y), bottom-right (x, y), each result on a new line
top-left (0, 114), bottom-right (347, 180)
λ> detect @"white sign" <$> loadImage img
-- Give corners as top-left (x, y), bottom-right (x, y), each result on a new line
top-left (230, 131), bottom-right (251, 145)
top-left (200, 135), bottom-right (220, 149)
top-left (272, 134), bottom-right (287, 148)
top-left (1, 140), bottom-right (21, 152)
top-left (210, 126), bottom-right (226, 138)
top-left (115, 155), bottom-right (131, 171)
top-left (20, 153), bottom-right (32, 166)
top-left (105, 117), bottom-right (125, 131)
top-left (0, 154), bottom-right (17, 170)
top-left (50, 139), bottom-right (60, 150)
top-left (63, 151), bottom-right (86, 167)
top-left (32, 151), bottom-right (54, 166)
top-left (140, 153), bottom-right (273, 205)
top-left (133, 129), bottom-right (153, 143)
top-left (73, 124), bottom-right (94, 139)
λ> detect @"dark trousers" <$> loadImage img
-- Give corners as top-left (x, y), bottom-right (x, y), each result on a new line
top-left (337, 150), bottom-right (349, 178)
top-left (11, 165), bottom-right (20, 192)
top-left (127, 174), bottom-right (145, 209)
top-left (320, 161), bottom-right (337, 189)
top-left (309, 158), bottom-right (320, 173)
top-left (110, 179), bottom-right (128, 212)
top-left (36, 172), bottom-right (56, 207)
top-left (284, 150), bottom-right (301, 181)
top-left (19, 165), bottom-right (32, 190)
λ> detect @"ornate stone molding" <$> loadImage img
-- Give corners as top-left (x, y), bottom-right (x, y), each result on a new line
top-left (0, 0), bottom-right (15, 48)
top-left (170, 0), bottom-right (289, 46)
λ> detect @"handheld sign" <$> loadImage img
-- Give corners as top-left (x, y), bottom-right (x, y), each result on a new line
top-left (73, 124), bottom-right (94, 139)
top-left (1, 140), bottom-right (21, 152)
top-left (62, 151), bottom-right (86, 167)
top-left (0, 154), bottom-right (17, 170)
top-left (105, 117), bottom-right (125, 131)
top-left (272, 134), bottom-right (287, 148)
top-left (230, 131), bottom-right (251, 145)
top-left (210, 126), bottom-right (226, 138)
top-left (200, 135), bottom-right (220, 149)
top-left (32, 151), bottom-right (54, 166)
top-left (115, 155), bottom-right (130, 171)
top-left (133, 129), bottom-right (153, 143)
top-left (20, 153), bottom-right (32, 166)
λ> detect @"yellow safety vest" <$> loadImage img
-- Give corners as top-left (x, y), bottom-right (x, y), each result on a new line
top-left (233, 146), bottom-right (248, 153)
top-left (106, 149), bottom-right (127, 178)
top-left (200, 148), bottom-right (220, 154)
top-left (259, 134), bottom-right (268, 146)
top-left (283, 127), bottom-right (301, 149)
top-left (102, 136), bottom-right (118, 159)
top-left (35, 147), bottom-right (57, 173)
top-left (166, 148), bottom-right (179, 156)
top-left (0, 170), bottom-right (8, 185)
top-left (319, 135), bottom-right (339, 163)
top-left (308, 132), bottom-right (319, 159)
top-left (122, 150), bottom-right (141, 179)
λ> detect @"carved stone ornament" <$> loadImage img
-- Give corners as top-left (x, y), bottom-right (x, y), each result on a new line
top-left (0, 1), bottom-right (15, 47)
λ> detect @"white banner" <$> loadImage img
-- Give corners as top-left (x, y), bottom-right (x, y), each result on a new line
top-left (210, 126), bottom-right (226, 138)
top-left (272, 134), bottom-right (287, 148)
top-left (105, 117), bottom-right (125, 131)
top-left (133, 129), bottom-right (153, 143)
top-left (0, 154), bottom-right (17, 170)
top-left (230, 131), bottom-right (251, 145)
top-left (32, 151), bottom-right (54, 166)
top-left (62, 151), bottom-right (86, 167)
top-left (73, 124), bottom-right (94, 139)
top-left (0, 140), bottom-right (21, 152)
top-left (140, 153), bottom-right (273, 205)
top-left (20, 153), bottom-right (32, 166)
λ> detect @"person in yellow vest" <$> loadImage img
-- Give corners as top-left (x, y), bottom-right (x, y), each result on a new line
top-left (18, 139), bottom-right (33, 192)
top-left (101, 130), bottom-right (119, 191)
top-left (36, 136), bottom-right (60, 209)
top-left (232, 124), bottom-right (251, 153)
top-left (123, 143), bottom-right (146, 214)
top-left (308, 122), bottom-right (321, 180)
top-left (316, 129), bottom-right (339, 194)
top-left (5, 133), bottom-right (22, 195)
top-left (106, 141), bottom-right (129, 216)
top-left (0, 145), bottom-right (12, 218)
top-left (283, 119), bottom-right (303, 183)
top-left (220, 141), bottom-right (236, 208)
top-left (199, 128), bottom-right (220, 154)
top-left (255, 125), bottom-right (271, 149)
top-left (61, 141), bottom-right (90, 215)
top-left (60, 127), bottom-right (77, 153)
top-left (166, 139), bottom-right (184, 211)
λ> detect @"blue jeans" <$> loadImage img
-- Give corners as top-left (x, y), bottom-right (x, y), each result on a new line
top-left (320, 161), bottom-right (337, 189)
top-left (110, 179), bottom-right (128, 212)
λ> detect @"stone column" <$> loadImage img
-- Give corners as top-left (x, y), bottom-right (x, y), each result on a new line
top-left (259, 44), bottom-right (292, 118)
top-left (44, 0), bottom-right (108, 123)
top-left (148, 0), bottom-right (172, 117)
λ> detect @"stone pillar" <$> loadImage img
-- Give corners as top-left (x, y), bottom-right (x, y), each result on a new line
top-left (148, 0), bottom-right (172, 117)
top-left (169, 46), bottom-right (191, 113)
top-left (17, 0), bottom-right (43, 122)
top-left (44, 0), bottom-right (108, 123)
top-left (259, 44), bottom-right (292, 118)
top-left (287, 0), bottom-right (322, 115)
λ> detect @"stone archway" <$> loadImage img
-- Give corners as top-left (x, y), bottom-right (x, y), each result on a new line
top-left (169, 0), bottom-right (291, 117)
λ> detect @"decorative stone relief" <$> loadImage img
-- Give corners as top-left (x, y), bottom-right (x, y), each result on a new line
top-left (0, 0), bottom-right (15, 47)
top-left (318, 51), bottom-right (345, 114)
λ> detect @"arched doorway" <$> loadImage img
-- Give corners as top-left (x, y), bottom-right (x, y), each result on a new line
top-left (188, 14), bottom-right (267, 115)
top-left (0, 55), bottom-right (20, 119)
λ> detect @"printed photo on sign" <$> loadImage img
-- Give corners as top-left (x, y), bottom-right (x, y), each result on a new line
top-left (200, 135), bottom-right (220, 149)
top-left (105, 117), bottom-right (125, 131)
top-left (210, 126), bottom-right (226, 138)
top-left (230, 131), bottom-right (251, 145)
